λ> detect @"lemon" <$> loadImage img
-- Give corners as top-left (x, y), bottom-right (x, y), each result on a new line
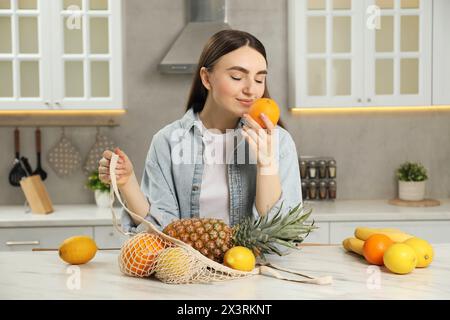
top-left (58, 235), bottom-right (98, 265)
top-left (383, 243), bottom-right (417, 274)
top-left (403, 237), bottom-right (434, 268)
top-left (223, 246), bottom-right (256, 271)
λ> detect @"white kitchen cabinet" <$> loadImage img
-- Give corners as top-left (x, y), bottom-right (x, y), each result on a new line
top-left (0, 226), bottom-right (93, 251)
top-left (0, 0), bottom-right (123, 110)
top-left (329, 220), bottom-right (450, 244)
top-left (288, 0), bottom-right (432, 108)
top-left (93, 225), bottom-right (128, 248)
top-left (432, 0), bottom-right (450, 105)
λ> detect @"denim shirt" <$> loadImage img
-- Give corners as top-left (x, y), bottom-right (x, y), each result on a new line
top-left (121, 108), bottom-right (303, 234)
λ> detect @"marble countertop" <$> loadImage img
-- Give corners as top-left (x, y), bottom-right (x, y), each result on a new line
top-left (0, 244), bottom-right (449, 300)
top-left (0, 199), bottom-right (449, 228)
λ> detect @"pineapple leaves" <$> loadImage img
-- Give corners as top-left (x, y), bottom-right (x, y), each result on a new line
top-left (236, 202), bottom-right (316, 257)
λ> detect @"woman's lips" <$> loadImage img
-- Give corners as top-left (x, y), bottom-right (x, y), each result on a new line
top-left (236, 99), bottom-right (254, 107)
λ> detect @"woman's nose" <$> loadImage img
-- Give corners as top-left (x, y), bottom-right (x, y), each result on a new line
top-left (242, 79), bottom-right (256, 96)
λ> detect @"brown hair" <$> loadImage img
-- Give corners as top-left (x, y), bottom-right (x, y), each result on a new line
top-left (185, 29), bottom-right (285, 129)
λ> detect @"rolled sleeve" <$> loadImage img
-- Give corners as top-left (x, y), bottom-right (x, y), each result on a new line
top-left (252, 131), bottom-right (302, 220)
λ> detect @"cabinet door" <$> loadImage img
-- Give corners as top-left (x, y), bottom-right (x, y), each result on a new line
top-left (51, 0), bottom-right (123, 110)
top-left (94, 225), bottom-right (128, 248)
top-left (364, 0), bottom-right (432, 106)
top-left (0, 226), bottom-right (93, 251)
top-left (289, 0), bottom-right (365, 108)
top-left (0, 0), bottom-right (51, 110)
top-left (432, 0), bottom-right (450, 105)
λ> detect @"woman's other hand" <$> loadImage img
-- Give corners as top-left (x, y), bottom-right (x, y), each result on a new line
top-left (98, 147), bottom-right (134, 187)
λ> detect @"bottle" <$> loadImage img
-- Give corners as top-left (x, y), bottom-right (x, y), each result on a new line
top-left (319, 181), bottom-right (328, 200)
top-left (299, 160), bottom-right (307, 179)
top-left (328, 160), bottom-right (336, 179)
top-left (308, 180), bottom-right (318, 200)
top-left (328, 180), bottom-right (337, 199)
top-left (308, 161), bottom-right (317, 179)
top-left (318, 160), bottom-right (327, 179)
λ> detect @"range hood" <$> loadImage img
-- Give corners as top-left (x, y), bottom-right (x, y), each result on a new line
top-left (158, 0), bottom-right (231, 74)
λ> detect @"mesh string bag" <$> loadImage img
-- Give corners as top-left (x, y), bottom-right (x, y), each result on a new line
top-left (109, 153), bottom-right (332, 285)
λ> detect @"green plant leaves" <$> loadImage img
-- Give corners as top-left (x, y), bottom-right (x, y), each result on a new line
top-left (86, 170), bottom-right (110, 192)
top-left (396, 161), bottom-right (428, 182)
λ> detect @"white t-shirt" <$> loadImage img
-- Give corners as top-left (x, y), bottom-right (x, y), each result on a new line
top-left (196, 119), bottom-right (236, 225)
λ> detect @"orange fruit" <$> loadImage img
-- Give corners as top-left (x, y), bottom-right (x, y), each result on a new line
top-left (363, 234), bottom-right (394, 265)
top-left (248, 98), bottom-right (280, 129)
top-left (119, 233), bottom-right (166, 277)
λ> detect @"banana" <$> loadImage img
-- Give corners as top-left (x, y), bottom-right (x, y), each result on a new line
top-left (377, 228), bottom-right (404, 233)
top-left (354, 227), bottom-right (414, 243)
top-left (342, 237), bottom-right (364, 256)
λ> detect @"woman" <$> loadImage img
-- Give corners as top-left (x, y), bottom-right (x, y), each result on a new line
top-left (99, 30), bottom-right (302, 234)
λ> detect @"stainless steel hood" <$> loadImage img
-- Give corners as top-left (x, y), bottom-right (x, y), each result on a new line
top-left (158, 0), bottom-right (231, 74)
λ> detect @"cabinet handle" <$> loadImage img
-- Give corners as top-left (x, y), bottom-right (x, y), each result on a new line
top-left (6, 240), bottom-right (40, 246)
top-left (55, 102), bottom-right (61, 108)
top-left (357, 98), bottom-right (362, 103)
top-left (367, 98), bottom-right (372, 102)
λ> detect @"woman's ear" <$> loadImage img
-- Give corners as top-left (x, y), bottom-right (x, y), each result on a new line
top-left (199, 67), bottom-right (212, 91)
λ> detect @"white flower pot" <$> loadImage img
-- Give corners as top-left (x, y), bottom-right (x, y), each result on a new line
top-left (398, 181), bottom-right (426, 201)
top-left (95, 190), bottom-right (110, 208)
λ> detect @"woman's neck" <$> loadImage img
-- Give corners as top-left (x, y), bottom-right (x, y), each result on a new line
top-left (199, 98), bottom-right (240, 133)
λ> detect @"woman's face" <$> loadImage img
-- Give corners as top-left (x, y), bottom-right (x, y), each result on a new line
top-left (201, 46), bottom-right (267, 117)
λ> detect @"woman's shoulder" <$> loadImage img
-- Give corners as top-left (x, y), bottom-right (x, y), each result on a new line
top-left (148, 110), bottom-right (195, 156)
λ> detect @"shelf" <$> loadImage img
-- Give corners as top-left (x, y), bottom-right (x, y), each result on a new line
top-left (0, 109), bottom-right (125, 127)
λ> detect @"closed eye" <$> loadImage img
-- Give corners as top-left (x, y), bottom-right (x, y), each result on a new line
top-left (231, 76), bottom-right (264, 84)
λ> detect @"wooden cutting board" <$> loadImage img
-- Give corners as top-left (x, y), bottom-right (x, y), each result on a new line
top-left (388, 198), bottom-right (441, 207)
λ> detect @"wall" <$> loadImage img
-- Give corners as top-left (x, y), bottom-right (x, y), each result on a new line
top-left (0, 0), bottom-right (449, 205)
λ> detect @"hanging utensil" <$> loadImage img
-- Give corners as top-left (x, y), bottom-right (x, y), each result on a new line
top-left (32, 127), bottom-right (48, 180)
top-left (20, 156), bottom-right (33, 176)
top-left (8, 128), bottom-right (28, 187)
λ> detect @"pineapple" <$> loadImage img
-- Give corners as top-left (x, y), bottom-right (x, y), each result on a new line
top-left (162, 203), bottom-right (316, 263)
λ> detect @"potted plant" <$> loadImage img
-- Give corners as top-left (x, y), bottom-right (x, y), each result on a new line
top-left (86, 170), bottom-right (110, 208)
top-left (396, 161), bottom-right (428, 201)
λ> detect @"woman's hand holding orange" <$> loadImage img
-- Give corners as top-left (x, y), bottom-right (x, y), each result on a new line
top-left (241, 113), bottom-right (278, 174)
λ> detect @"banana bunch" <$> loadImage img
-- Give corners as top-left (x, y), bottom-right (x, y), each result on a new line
top-left (342, 227), bottom-right (414, 256)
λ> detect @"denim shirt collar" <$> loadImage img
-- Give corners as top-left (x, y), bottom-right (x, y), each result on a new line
top-left (180, 108), bottom-right (245, 137)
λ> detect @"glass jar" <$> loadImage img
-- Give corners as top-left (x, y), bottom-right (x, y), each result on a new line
top-left (299, 160), bottom-right (307, 179)
top-left (319, 181), bottom-right (328, 199)
top-left (318, 160), bottom-right (327, 179)
top-left (308, 180), bottom-right (318, 200)
top-left (308, 161), bottom-right (317, 179)
top-left (328, 180), bottom-right (337, 199)
top-left (327, 160), bottom-right (336, 179)
top-left (301, 181), bottom-right (308, 200)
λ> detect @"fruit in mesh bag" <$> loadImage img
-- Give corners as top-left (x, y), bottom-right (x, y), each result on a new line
top-left (163, 203), bottom-right (315, 263)
top-left (119, 233), bottom-right (167, 277)
top-left (154, 247), bottom-right (196, 282)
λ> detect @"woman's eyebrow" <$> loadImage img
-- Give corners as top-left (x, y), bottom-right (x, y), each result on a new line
top-left (226, 66), bottom-right (267, 75)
